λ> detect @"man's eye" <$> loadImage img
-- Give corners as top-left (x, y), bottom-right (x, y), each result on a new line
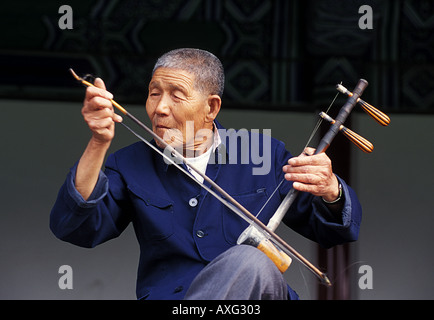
top-left (172, 92), bottom-right (185, 101)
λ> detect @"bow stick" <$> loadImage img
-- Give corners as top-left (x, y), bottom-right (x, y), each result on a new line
top-left (69, 68), bottom-right (332, 286)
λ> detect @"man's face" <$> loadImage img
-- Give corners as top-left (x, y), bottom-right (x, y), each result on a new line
top-left (146, 67), bottom-right (212, 149)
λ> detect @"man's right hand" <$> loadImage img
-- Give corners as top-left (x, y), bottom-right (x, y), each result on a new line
top-left (82, 78), bottom-right (123, 145)
top-left (75, 78), bottom-right (122, 200)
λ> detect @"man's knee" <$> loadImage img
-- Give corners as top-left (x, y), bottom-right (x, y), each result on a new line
top-left (185, 244), bottom-right (288, 300)
top-left (225, 245), bottom-right (281, 273)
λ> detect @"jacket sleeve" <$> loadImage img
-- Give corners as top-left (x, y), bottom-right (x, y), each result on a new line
top-left (274, 142), bottom-right (362, 248)
top-left (49, 155), bottom-right (131, 248)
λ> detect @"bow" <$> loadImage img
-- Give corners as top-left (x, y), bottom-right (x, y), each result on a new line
top-left (69, 69), bottom-right (389, 287)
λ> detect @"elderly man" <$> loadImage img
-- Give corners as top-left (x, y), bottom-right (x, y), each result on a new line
top-left (50, 48), bottom-right (362, 300)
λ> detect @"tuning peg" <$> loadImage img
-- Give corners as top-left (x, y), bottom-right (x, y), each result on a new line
top-left (339, 126), bottom-right (374, 153)
top-left (336, 84), bottom-right (390, 126)
top-left (319, 112), bottom-right (374, 153)
top-left (357, 100), bottom-right (390, 126)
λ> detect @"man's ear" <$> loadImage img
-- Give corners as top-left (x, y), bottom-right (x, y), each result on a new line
top-left (205, 95), bottom-right (221, 123)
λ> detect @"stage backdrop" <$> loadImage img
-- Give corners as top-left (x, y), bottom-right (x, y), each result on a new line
top-left (1, 0), bottom-right (433, 112)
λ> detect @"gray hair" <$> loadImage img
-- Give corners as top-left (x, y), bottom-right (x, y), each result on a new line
top-left (152, 48), bottom-right (225, 97)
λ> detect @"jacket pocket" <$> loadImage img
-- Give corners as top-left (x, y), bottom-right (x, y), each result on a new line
top-left (221, 188), bottom-right (268, 245)
top-left (127, 183), bottom-right (174, 241)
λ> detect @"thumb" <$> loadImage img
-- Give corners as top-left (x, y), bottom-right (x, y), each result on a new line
top-left (93, 77), bottom-right (107, 90)
top-left (300, 147), bottom-right (316, 157)
top-left (93, 77), bottom-right (113, 100)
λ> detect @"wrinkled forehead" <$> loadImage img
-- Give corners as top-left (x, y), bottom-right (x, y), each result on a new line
top-left (149, 67), bottom-right (196, 92)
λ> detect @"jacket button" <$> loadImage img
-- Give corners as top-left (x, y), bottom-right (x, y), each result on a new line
top-left (189, 197), bottom-right (198, 207)
top-left (196, 230), bottom-right (205, 238)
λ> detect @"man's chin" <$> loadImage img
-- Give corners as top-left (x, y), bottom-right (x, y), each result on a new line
top-left (155, 138), bottom-right (183, 151)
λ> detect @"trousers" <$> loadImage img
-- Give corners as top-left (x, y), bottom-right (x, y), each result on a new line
top-left (184, 245), bottom-right (291, 300)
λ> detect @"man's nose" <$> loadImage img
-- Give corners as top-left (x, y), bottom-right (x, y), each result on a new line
top-left (155, 94), bottom-right (171, 115)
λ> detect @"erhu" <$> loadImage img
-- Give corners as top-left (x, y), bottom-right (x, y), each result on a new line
top-left (237, 79), bottom-right (390, 283)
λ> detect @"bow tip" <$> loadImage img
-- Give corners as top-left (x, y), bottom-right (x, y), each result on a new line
top-left (69, 68), bottom-right (80, 81)
top-left (322, 274), bottom-right (332, 287)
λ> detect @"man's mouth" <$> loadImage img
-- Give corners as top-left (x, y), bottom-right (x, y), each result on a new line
top-left (156, 124), bottom-right (170, 130)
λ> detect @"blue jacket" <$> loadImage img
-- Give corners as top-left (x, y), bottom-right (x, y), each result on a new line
top-left (50, 121), bottom-right (362, 300)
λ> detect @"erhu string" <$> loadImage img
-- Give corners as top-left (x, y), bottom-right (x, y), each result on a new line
top-left (254, 85), bottom-right (342, 219)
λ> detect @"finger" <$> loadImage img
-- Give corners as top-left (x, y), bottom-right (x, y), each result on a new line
top-left (292, 181), bottom-right (321, 194)
top-left (84, 84), bottom-right (113, 103)
top-left (84, 106), bottom-right (113, 119)
top-left (285, 149), bottom-right (309, 171)
top-left (284, 172), bottom-right (319, 185)
top-left (99, 107), bottom-right (123, 123)
top-left (287, 154), bottom-right (316, 167)
top-left (283, 163), bottom-right (313, 174)
top-left (285, 160), bottom-right (331, 175)
top-left (84, 106), bottom-right (122, 123)
top-left (94, 77), bottom-right (106, 90)
top-left (94, 78), bottom-right (115, 101)
top-left (89, 96), bottom-right (114, 110)
top-left (301, 147), bottom-right (316, 157)
top-left (113, 113), bottom-right (123, 123)
top-left (288, 152), bottom-right (329, 167)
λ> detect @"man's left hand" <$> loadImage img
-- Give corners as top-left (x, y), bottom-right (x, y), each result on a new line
top-left (282, 147), bottom-right (340, 202)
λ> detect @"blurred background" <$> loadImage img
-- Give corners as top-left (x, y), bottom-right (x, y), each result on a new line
top-left (0, 0), bottom-right (433, 300)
